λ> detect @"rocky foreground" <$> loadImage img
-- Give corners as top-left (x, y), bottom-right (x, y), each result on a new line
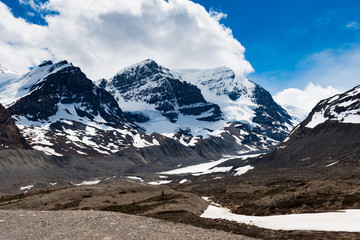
top-left (0, 210), bottom-right (254, 240)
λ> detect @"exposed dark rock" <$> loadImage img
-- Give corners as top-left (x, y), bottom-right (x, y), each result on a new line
top-left (0, 104), bottom-right (29, 150)
top-left (9, 64), bottom-right (129, 127)
top-left (100, 59), bottom-right (222, 123)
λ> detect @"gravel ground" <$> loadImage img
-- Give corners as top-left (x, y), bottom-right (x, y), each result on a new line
top-left (0, 210), bottom-right (255, 240)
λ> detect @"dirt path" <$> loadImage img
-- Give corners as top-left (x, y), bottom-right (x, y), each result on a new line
top-left (0, 210), bottom-right (255, 240)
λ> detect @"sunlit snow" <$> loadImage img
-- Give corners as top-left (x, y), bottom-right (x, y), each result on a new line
top-left (201, 204), bottom-right (360, 232)
top-left (161, 153), bottom-right (260, 176)
top-left (75, 180), bottom-right (101, 186)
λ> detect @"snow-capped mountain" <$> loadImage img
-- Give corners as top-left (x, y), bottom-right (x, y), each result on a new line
top-left (175, 67), bottom-right (294, 141)
top-left (98, 59), bottom-right (222, 123)
top-left (0, 64), bottom-right (19, 92)
top-left (304, 84), bottom-right (360, 128)
top-left (256, 84), bottom-right (360, 168)
top-left (0, 59), bottom-right (296, 162)
top-left (0, 61), bottom-right (71, 107)
top-left (98, 59), bottom-right (291, 151)
top-left (0, 64), bottom-right (16, 74)
top-left (98, 60), bottom-right (294, 151)
top-left (1, 61), bottom-right (163, 157)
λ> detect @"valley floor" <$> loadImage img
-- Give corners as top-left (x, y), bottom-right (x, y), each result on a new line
top-left (1, 153), bottom-right (360, 239)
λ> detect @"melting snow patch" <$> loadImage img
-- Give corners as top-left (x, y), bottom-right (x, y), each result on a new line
top-left (160, 156), bottom-right (237, 175)
top-left (147, 180), bottom-right (172, 185)
top-left (192, 166), bottom-right (233, 176)
top-left (76, 150), bottom-right (87, 155)
top-left (20, 185), bottom-right (34, 191)
top-left (75, 180), bottom-right (101, 186)
top-left (126, 176), bottom-right (144, 182)
top-left (32, 146), bottom-right (63, 156)
top-left (306, 111), bottom-right (328, 128)
top-left (132, 133), bottom-right (160, 148)
top-left (282, 136), bottom-right (290, 143)
top-left (234, 165), bottom-right (254, 176)
top-left (161, 153), bottom-right (260, 176)
top-left (201, 204), bottom-right (360, 232)
top-left (179, 179), bottom-right (189, 184)
top-left (326, 161), bottom-right (339, 167)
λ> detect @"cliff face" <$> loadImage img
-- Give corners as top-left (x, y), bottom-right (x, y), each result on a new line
top-left (0, 104), bottom-right (29, 150)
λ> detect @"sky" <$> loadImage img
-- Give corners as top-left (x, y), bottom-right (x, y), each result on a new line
top-left (0, 0), bottom-right (359, 117)
top-left (193, 0), bottom-right (360, 92)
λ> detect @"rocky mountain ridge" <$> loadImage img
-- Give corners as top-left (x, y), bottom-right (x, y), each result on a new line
top-left (252, 84), bottom-right (360, 169)
top-left (0, 60), bottom-right (294, 176)
top-left (99, 59), bottom-right (294, 149)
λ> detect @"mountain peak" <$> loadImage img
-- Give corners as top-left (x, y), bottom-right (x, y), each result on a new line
top-left (38, 60), bottom-right (54, 67)
top-left (0, 64), bottom-right (17, 74)
top-left (140, 58), bottom-right (157, 65)
top-left (115, 59), bottom-right (166, 78)
top-left (304, 84), bottom-right (360, 128)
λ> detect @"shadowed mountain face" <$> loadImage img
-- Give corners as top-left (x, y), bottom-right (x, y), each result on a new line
top-left (99, 59), bottom-right (222, 123)
top-left (0, 103), bottom-right (29, 150)
top-left (9, 61), bottom-right (128, 126)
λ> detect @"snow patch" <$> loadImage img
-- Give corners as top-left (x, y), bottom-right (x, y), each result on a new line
top-left (179, 179), bottom-right (189, 184)
top-left (20, 185), bottom-right (34, 191)
top-left (126, 176), bottom-right (144, 182)
top-left (326, 161), bottom-right (339, 167)
top-left (201, 204), bottom-right (360, 232)
top-left (306, 111), bottom-right (328, 128)
top-left (75, 180), bottom-right (101, 186)
top-left (161, 153), bottom-right (261, 176)
top-left (234, 165), bottom-right (254, 176)
top-left (147, 180), bottom-right (172, 185)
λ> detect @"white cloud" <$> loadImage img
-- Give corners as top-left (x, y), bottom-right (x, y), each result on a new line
top-left (346, 21), bottom-right (359, 29)
top-left (274, 83), bottom-right (341, 121)
top-left (0, 0), bottom-right (253, 80)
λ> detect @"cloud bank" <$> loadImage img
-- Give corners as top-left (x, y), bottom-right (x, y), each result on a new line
top-left (274, 82), bottom-right (341, 121)
top-left (0, 0), bottom-right (253, 79)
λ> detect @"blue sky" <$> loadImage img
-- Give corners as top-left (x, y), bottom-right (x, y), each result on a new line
top-left (0, 0), bottom-right (359, 114)
top-left (192, 0), bottom-right (360, 93)
top-left (1, 0), bottom-right (52, 25)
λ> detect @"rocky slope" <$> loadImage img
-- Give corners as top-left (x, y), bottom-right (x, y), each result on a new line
top-left (254, 84), bottom-right (360, 168)
top-left (0, 104), bottom-right (29, 150)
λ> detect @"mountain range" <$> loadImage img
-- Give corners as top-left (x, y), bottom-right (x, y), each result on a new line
top-left (0, 59), bottom-right (359, 196)
top-left (0, 60), bottom-right (294, 159)
top-left (0, 59), bottom-right (297, 192)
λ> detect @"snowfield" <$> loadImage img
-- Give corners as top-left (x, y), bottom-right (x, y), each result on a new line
top-left (201, 202), bottom-right (360, 232)
top-left (160, 153), bottom-right (260, 176)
